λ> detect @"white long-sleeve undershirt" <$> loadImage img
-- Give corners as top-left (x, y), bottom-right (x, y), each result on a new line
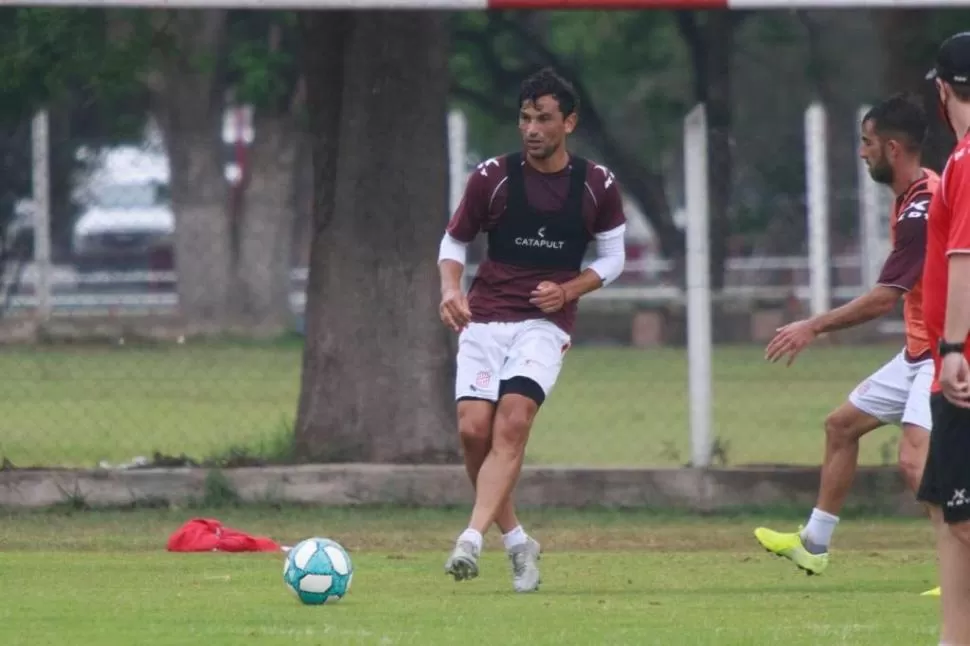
top-left (587, 224), bottom-right (626, 286)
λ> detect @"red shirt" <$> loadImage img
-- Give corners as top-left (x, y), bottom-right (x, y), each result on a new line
top-left (446, 154), bottom-right (626, 334)
top-left (923, 132), bottom-right (970, 390)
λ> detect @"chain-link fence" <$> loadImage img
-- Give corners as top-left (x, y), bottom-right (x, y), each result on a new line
top-left (0, 7), bottom-right (945, 472)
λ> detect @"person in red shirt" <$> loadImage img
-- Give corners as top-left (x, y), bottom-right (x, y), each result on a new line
top-left (754, 94), bottom-right (938, 580)
top-left (918, 31), bottom-right (970, 645)
top-left (437, 68), bottom-right (626, 592)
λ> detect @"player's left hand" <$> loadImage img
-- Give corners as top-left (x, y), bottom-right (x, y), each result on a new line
top-left (940, 352), bottom-right (970, 408)
top-left (765, 319), bottom-right (817, 366)
top-left (530, 281), bottom-right (567, 314)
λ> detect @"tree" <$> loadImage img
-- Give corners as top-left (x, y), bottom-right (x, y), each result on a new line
top-left (675, 10), bottom-right (745, 290)
top-left (227, 11), bottom-right (304, 334)
top-left (294, 11), bottom-right (459, 463)
top-left (143, 10), bottom-right (234, 329)
top-left (137, 9), bottom-right (304, 334)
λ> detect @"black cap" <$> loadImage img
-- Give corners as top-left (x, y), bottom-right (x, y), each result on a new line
top-left (927, 32), bottom-right (970, 84)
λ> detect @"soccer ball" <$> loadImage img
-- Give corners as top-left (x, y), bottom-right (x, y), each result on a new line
top-left (283, 537), bottom-right (353, 605)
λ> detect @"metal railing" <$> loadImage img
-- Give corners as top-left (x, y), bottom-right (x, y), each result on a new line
top-left (0, 254), bottom-right (868, 316)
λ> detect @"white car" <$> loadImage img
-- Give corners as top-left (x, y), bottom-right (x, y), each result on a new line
top-left (71, 147), bottom-right (175, 280)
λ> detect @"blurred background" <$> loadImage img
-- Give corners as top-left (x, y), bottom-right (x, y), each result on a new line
top-left (0, 7), bottom-right (962, 472)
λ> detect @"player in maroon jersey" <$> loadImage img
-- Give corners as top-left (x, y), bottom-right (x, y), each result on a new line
top-left (756, 95), bottom-right (939, 583)
top-left (437, 68), bottom-right (627, 592)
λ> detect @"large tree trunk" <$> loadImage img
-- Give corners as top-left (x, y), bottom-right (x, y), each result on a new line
top-left (798, 11), bottom-right (855, 247)
top-left (294, 11), bottom-right (460, 463)
top-left (233, 112), bottom-right (298, 335)
top-left (702, 13), bottom-right (734, 292)
top-left (151, 10), bottom-right (233, 329)
top-left (291, 129), bottom-right (313, 268)
top-left (676, 11), bottom-right (737, 291)
top-left (875, 9), bottom-right (932, 95)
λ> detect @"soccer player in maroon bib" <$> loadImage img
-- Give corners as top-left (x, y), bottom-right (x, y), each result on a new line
top-left (437, 68), bottom-right (627, 592)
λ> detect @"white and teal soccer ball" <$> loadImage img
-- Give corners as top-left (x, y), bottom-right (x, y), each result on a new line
top-left (283, 537), bottom-right (353, 605)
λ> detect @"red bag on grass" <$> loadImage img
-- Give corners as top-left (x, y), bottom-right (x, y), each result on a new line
top-left (166, 517), bottom-right (281, 553)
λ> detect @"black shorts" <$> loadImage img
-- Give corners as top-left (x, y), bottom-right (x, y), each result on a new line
top-left (456, 376), bottom-right (547, 408)
top-left (916, 391), bottom-right (970, 524)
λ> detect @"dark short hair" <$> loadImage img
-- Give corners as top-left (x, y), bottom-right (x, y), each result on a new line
top-left (518, 67), bottom-right (579, 118)
top-left (862, 93), bottom-right (927, 152)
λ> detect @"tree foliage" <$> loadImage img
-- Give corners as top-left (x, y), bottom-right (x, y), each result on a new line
top-left (0, 8), bottom-right (152, 257)
top-left (227, 11), bottom-right (301, 114)
top-left (0, 8), bottom-right (149, 125)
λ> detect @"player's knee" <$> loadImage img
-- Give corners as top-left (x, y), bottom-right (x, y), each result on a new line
top-left (897, 432), bottom-right (928, 490)
top-left (897, 449), bottom-right (922, 490)
top-left (457, 402), bottom-right (492, 448)
top-left (492, 403), bottom-right (536, 455)
top-left (824, 412), bottom-right (858, 447)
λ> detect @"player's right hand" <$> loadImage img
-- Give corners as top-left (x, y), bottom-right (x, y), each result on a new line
top-left (940, 352), bottom-right (970, 408)
top-left (765, 319), bottom-right (817, 366)
top-left (439, 287), bottom-right (471, 332)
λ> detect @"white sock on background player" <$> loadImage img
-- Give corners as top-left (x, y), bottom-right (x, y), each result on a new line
top-left (458, 528), bottom-right (484, 552)
top-left (457, 526), bottom-right (530, 551)
top-left (801, 507), bottom-right (839, 553)
top-left (502, 525), bottom-right (529, 550)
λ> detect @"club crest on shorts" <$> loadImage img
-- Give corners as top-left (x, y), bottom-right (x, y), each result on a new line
top-left (475, 370), bottom-right (492, 389)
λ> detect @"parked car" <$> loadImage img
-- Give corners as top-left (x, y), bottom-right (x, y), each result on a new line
top-left (71, 147), bottom-right (175, 283)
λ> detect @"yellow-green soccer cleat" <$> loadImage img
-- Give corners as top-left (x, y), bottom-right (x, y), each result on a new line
top-left (754, 527), bottom-right (829, 576)
top-left (921, 586), bottom-right (941, 597)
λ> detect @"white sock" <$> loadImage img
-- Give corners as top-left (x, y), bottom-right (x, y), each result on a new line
top-left (801, 507), bottom-right (839, 551)
top-left (457, 528), bottom-right (483, 552)
top-left (502, 525), bottom-right (528, 550)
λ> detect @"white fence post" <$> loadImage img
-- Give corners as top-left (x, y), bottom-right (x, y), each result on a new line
top-left (447, 109), bottom-right (472, 292)
top-left (32, 109), bottom-right (52, 323)
top-left (447, 109), bottom-right (467, 218)
top-left (805, 102), bottom-right (830, 316)
top-left (684, 103), bottom-right (712, 468)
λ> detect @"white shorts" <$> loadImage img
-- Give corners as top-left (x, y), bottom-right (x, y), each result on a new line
top-left (848, 349), bottom-right (934, 431)
top-left (455, 319), bottom-right (571, 403)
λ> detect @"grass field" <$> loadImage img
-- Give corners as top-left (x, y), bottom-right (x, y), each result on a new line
top-left (0, 339), bottom-right (908, 468)
top-left (0, 506), bottom-right (943, 646)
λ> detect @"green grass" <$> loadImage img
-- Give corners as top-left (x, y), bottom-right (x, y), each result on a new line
top-left (0, 340), bottom-right (904, 468)
top-left (0, 507), bottom-right (944, 645)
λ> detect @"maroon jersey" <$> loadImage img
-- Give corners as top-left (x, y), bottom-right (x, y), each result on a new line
top-left (876, 168), bottom-right (937, 362)
top-left (446, 152), bottom-right (626, 334)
